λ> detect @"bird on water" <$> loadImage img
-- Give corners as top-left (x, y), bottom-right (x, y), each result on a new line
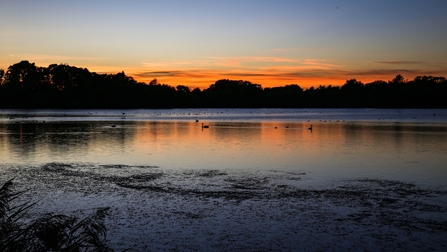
top-left (202, 123), bottom-right (209, 129)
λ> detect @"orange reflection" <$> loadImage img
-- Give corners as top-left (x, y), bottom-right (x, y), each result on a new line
top-left (132, 121), bottom-right (332, 169)
top-left (1, 119), bottom-right (447, 186)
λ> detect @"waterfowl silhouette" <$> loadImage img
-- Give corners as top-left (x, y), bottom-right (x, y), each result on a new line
top-left (308, 125), bottom-right (313, 131)
top-left (202, 123), bottom-right (209, 129)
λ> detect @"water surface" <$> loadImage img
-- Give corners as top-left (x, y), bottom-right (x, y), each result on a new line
top-left (1, 108), bottom-right (446, 187)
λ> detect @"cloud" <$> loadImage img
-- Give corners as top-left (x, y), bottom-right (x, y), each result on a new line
top-left (140, 56), bottom-right (330, 72)
top-left (376, 61), bottom-right (423, 65)
top-left (209, 56), bottom-right (298, 67)
top-left (343, 69), bottom-right (447, 77)
top-left (220, 56), bottom-right (297, 63)
top-left (91, 56), bottom-right (447, 88)
top-left (136, 71), bottom-right (183, 77)
top-left (142, 61), bottom-right (213, 68)
top-left (302, 59), bottom-right (333, 67)
top-left (271, 47), bottom-right (326, 53)
top-left (1, 54), bottom-right (127, 72)
top-left (132, 66), bottom-right (447, 89)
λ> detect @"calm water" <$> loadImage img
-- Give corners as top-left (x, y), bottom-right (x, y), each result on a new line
top-left (1, 108), bottom-right (447, 187)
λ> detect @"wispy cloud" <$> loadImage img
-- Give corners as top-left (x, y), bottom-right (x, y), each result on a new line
top-left (346, 69), bottom-right (425, 76)
top-left (140, 57), bottom-right (334, 72)
top-left (9, 54), bottom-right (441, 89)
top-left (8, 54), bottom-right (110, 64)
top-left (135, 70), bottom-right (213, 78)
top-left (208, 56), bottom-right (298, 67)
top-left (132, 66), bottom-right (446, 89)
top-left (271, 47), bottom-right (326, 53)
top-left (142, 60), bottom-right (214, 68)
top-left (376, 61), bottom-right (423, 65)
top-left (211, 56), bottom-right (297, 63)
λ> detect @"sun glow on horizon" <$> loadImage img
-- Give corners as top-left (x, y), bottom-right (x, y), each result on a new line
top-left (1, 1), bottom-right (446, 91)
top-left (1, 54), bottom-right (442, 90)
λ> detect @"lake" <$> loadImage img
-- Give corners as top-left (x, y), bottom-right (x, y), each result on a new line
top-left (1, 108), bottom-right (447, 187)
top-left (2, 108), bottom-right (447, 251)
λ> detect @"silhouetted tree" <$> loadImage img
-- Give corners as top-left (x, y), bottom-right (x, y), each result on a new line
top-left (176, 85), bottom-right (190, 93)
top-left (0, 69), bottom-right (5, 85)
top-left (363, 80), bottom-right (389, 107)
top-left (264, 84), bottom-right (303, 107)
top-left (204, 79), bottom-right (263, 107)
top-left (1, 61), bottom-right (446, 108)
top-left (5, 61), bottom-right (38, 90)
top-left (390, 74), bottom-right (406, 85)
top-left (340, 79), bottom-right (364, 107)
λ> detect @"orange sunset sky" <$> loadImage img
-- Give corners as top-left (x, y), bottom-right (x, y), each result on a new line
top-left (1, 1), bottom-right (447, 89)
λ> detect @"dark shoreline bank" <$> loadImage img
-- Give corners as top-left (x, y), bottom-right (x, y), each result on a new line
top-left (1, 162), bottom-right (446, 251)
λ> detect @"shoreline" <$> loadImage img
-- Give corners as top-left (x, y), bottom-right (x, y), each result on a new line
top-left (2, 162), bottom-right (447, 251)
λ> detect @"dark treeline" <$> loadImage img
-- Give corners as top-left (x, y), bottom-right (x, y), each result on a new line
top-left (1, 60), bottom-right (446, 108)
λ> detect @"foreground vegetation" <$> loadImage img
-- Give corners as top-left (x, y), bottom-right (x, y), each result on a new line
top-left (1, 60), bottom-right (446, 108)
top-left (0, 179), bottom-right (112, 252)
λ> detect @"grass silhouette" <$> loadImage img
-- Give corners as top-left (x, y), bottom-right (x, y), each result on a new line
top-left (0, 179), bottom-right (112, 252)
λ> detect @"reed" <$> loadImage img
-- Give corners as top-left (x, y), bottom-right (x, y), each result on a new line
top-left (0, 179), bottom-right (113, 252)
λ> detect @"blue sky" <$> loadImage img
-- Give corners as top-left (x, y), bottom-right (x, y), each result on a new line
top-left (1, 0), bottom-right (446, 88)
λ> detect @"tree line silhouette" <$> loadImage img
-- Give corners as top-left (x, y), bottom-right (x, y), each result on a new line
top-left (1, 60), bottom-right (446, 108)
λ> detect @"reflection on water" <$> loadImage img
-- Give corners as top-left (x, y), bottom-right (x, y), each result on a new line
top-left (1, 109), bottom-right (447, 187)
